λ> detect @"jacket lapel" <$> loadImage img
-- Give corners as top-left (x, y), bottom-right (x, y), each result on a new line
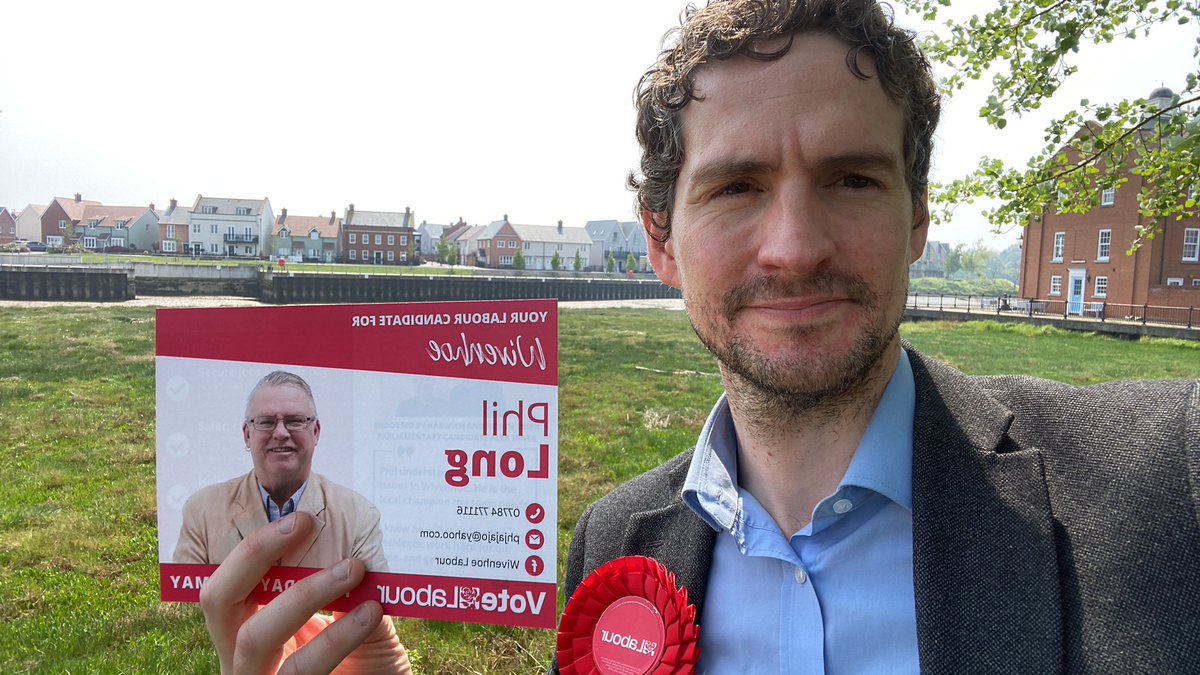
top-left (908, 351), bottom-right (1063, 674)
top-left (619, 461), bottom-right (718, 615)
top-left (287, 473), bottom-right (326, 567)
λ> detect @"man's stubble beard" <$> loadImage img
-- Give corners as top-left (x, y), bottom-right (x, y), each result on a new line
top-left (688, 270), bottom-right (905, 427)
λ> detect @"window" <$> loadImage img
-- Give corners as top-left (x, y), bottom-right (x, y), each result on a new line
top-left (1193, 279), bottom-right (1200, 287)
top-left (227, 226), bottom-right (235, 236)
top-left (279, 228), bottom-right (290, 238)
top-left (1052, 232), bottom-right (1065, 262)
top-left (524, 242), bottom-right (531, 249)
top-left (500, 255), bottom-right (514, 266)
top-left (387, 250), bottom-right (395, 262)
top-left (400, 235), bottom-right (408, 245)
top-left (1100, 187), bottom-right (1115, 207)
top-left (1167, 278), bottom-right (1184, 287)
top-left (387, 234), bottom-right (395, 245)
top-left (1093, 276), bottom-right (1108, 297)
top-left (115, 220), bottom-right (127, 229)
top-left (211, 224), bottom-right (218, 234)
top-left (349, 233), bottom-right (356, 244)
top-left (88, 219), bottom-right (99, 227)
top-left (245, 226), bottom-right (253, 237)
top-left (210, 243), bottom-right (219, 253)
top-left (83, 236), bottom-right (97, 248)
top-left (47, 235), bottom-right (63, 246)
top-left (167, 225), bottom-right (176, 239)
top-left (111, 237), bottom-right (125, 248)
top-left (361, 249), bottom-right (367, 260)
top-left (193, 223), bottom-right (201, 233)
top-left (374, 234), bottom-right (382, 245)
top-left (162, 240), bottom-right (177, 252)
top-left (1184, 228), bottom-right (1199, 262)
top-left (1096, 229), bottom-right (1111, 262)
top-left (310, 229), bottom-right (319, 240)
top-left (236, 207), bottom-right (251, 216)
top-left (1049, 275), bottom-right (1062, 295)
top-left (201, 206), bottom-right (217, 214)
top-left (59, 219), bottom-right (67, 229)
top-left (349, 249), bottom-right (356, 260)
top-left (400, 252), bottom-right (408, 262)
top-left (557, 243), bottom-right (563, 251)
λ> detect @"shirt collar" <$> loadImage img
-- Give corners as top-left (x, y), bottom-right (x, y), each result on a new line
top-left (258, 479), bottom-right (308, 522)
top-left (682, 349), bottom-right (915, 533)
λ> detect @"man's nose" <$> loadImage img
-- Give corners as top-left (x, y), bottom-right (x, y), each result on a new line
top-left (755, 184), bottom-right (836, 275)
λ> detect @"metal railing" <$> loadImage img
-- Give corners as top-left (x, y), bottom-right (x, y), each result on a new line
top-left (906, 293), bottom-right (1196, 329)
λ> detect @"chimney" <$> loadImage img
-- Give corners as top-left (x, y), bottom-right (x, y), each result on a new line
top-left (281, 208), bottom-right (288, 220)
top-left (330, 210), bottom-right (336, 225)
top-left (557, 219), bottom-right (563, 234)
top-left (347, 203), bottom-right (355, 224)
top-left (149, 202), bottom-right (155, 212)
top-left (170, 198), bottom-right (177, 211)
top-left (75, 193), bottom-right (82, 203)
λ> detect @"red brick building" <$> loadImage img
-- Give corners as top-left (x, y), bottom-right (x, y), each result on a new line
top-left (1019, 101), bottom-right (1199, 312)
top-left (340, 204), bottom-right (419, 265)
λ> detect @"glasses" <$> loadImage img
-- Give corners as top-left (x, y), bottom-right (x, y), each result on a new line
top-left (247, 416), bottom-right (316, 432)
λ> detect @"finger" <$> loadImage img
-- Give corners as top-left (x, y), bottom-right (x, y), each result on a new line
top-left (233, 558), bottom-right (369, 673)
top-left (199, 512), bottom-right (317, 666)
top-left (276, 602), bottom-right (387, 675)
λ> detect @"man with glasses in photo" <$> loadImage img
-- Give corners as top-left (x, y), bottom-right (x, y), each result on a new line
top-left (173, 370), bottom-right (388, 572)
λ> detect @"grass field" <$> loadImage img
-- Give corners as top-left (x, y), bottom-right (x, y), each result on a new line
top-left (0, 309), bottom-right (1197, 673)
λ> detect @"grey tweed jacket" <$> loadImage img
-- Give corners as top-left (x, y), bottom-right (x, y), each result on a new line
top-left (558, 349), bottom-right (1200, 673)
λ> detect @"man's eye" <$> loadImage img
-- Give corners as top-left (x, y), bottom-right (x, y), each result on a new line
top-left (841, 175), bottom-right (874, 189)
top-left (717, 182), bottom-right (752, 197)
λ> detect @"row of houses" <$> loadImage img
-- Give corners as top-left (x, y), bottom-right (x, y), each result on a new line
top-left (0, 194), bottom-right (651, 271)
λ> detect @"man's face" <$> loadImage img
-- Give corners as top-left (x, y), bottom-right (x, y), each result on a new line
top-left (646, 33), bottom-right (928, 401)
top-left (242, 383), bottom-right (321, 494)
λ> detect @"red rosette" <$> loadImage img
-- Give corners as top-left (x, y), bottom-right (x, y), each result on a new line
top-left (557, 556), bottom-right (701, 675)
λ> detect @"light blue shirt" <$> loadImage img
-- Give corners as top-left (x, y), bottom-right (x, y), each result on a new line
top-left (258, 480), bottom-right (307, 523)
top-left (682, 350), bottom-right (919, 674)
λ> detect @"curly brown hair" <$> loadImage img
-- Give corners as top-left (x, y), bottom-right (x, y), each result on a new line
top-left (629, 0), bottom-right (940, 242)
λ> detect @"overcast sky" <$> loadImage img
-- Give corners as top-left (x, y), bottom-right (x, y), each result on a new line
top-left (2, 1), bottom-right (1194, 249)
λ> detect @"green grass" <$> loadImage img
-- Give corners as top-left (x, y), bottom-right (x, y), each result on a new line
top-left (0, 309), bottom-right (1197, 672)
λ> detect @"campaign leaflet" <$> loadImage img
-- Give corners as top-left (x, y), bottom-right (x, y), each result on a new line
top-left (155, 299), bottom-right (558, 630)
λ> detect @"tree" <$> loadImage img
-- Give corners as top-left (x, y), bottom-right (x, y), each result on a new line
top-left (435, 238), bottom-right (450, 264)
top-left (550, 250), bottom-right (561, 271)
top-left (573, 249), bottom-right (583, 272)
top-left (907, 0), bottom-right (1199, 249)
top-left (607, 252), bottom-right (616, 273)
top-left (513, 248), bottom-right (525, 270)
top-left (626, 252), bottom-right (638, 273)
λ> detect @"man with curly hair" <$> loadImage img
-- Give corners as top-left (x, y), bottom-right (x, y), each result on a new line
top-left (194, 1), bottom-right (1198, 672)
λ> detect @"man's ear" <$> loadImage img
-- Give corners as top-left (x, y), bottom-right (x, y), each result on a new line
top-left (642, 209), bottom-right (681, 289)
top-left (909, 191), bottom-right (930, 264)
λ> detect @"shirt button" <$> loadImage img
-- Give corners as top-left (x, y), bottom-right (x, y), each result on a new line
top-left (794, 567), bottom-right (808, 585)
top-left (832, 498), bottom-right (853, 514)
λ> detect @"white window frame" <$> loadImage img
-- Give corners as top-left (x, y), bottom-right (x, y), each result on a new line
top-left (162, 240), bottom-right (177, 253)
top-left (374, 234), bottom-right (382, 245)
top-left (210, 243), bottom-right (219, 253)
top-left (349, 233), bottom-right (356, 244)
top-left (400, 252), bottom-right (408, 262)
top-left (211, 224), bottom-right (218, 234)
top-left (1184, 228), bottom-right (1199, 262)
top-left (83, 236), bottom-right (97, 249)
top-left (110, 237), bottom-right (126, 248)
top-left (400, 235), bottom-right (408, 245)
top-left (279, 228), bottom-right (290, 238)
top-left (114, 220), bottom-right (127, 229)
top-left (1052, 232), bottom-right (1065, 262)
top-left (59, 219), bottom-right (67, 229)
top-left (201, 206), bottom-right (217, 215)
top-left (500, 255), bottom-right (514, 266)
top-left (349, 249), bottom-right (356, 260)
top-left (1100, 187), bottom-right (1115, 207)
top-left (236, 207), bottom-right (251, 216)
top-left (1049, 275), bottom-right (1062, 296)
top-left (387, 250), bottom-right (395, 262)
top-left (1166, 278), bottom-right (1184, 287)
top-left (167, 225), bottom-right (176, 239)
top-left (310, 230), bottom-right (319, 240)
top-left (47, 235), bottom-right (64, 246)
top-left (387, 234), bottom-right (395, 245)
top-left (1096, 229), bottom-right (1110, 262)
top-left (1093, 276), bottom-right (1108, 297)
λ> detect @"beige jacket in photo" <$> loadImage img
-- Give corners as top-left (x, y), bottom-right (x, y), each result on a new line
top-left (172, 471), bottom-right (388, 572)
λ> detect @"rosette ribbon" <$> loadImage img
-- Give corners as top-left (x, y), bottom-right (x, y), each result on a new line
top-left (557, 555), bottom-right (700, 675)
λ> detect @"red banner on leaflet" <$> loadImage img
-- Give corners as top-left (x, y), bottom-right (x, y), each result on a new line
top-left (156, 300), bottom-right (559, 630)
top-left (161, 564), bottom-right (557, 629)
top-left (155, 299), bottom-right (557, 385)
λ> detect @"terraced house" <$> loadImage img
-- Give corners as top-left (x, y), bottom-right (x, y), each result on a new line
top-left (273, 209), bottom-right (340, 263)
top-left (182, 195), bottom-right (274, 258)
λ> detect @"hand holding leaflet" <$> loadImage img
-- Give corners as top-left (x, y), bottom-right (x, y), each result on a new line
top-left (200, 511), bottom-right (412, 674)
